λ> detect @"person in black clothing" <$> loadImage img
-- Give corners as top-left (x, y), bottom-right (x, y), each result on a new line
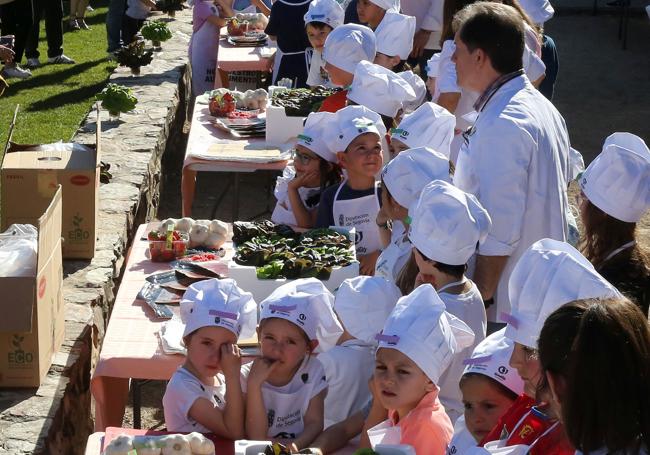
top-left (0, 0), bottom-right (34, 79)
top-left (25, 0), bottom-right (75, 68)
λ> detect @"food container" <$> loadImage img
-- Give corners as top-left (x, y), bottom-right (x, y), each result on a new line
top-left (265, 86), bottom-right (306, 146)
top-left (148, 234), bottom-right (189, 262)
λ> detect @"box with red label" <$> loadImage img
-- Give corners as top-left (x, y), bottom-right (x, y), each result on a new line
top-left (0, 187), bottom-right (64, 387)
top-left (1, 119), bottom-right (100, 259)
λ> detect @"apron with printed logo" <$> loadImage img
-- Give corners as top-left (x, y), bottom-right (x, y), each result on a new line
top-left (262, 376), bottom-right (314, 439)
top-left (332, 181), bottom-right (382, 256)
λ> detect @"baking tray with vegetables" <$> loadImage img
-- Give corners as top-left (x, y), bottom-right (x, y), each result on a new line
top-left (227, 220), bottom-right (359, 302)
top-left (269, 86), bottom-right (338, 117)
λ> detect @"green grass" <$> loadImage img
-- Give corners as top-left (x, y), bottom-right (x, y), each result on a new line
top-left (0, 0), bottom-right (116, 150)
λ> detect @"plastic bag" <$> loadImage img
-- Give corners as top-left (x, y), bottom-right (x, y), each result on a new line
top-left (0, 224), bottom-right (38, 277)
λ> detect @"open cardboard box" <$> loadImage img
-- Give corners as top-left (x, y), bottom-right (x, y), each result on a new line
top-left (1, 105), bottom-right (101, 259)
top-left (0, 187), bottom-right (64, 387)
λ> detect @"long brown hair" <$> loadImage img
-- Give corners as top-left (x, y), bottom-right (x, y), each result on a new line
top-left (580, 199), bottom-right (638, 266)
top-left (538, 298), bottom-right (650, 454)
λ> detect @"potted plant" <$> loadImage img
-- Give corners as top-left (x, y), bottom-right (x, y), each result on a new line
top-left (157, 0), bottom-right (183, 17)
top-left (96, 83), bottom-right (138, 121)
top-left (116, 39), bottom-right (154, 75)
top-left (140, 20), bottom-right (173, 48)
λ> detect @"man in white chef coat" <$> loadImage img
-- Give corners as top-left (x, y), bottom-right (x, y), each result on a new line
top-left (451, 2), bottom-right (571, 321)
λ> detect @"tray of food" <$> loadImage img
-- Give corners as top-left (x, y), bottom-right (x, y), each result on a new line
top-left (227, 32), bottom-right (268, 47)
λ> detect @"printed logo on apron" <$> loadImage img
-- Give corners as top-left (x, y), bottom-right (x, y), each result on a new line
top-left (332, 181), bottom-right (382, 256)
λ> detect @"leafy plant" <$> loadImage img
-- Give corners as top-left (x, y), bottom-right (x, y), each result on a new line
top-left (115, 40), bottom-right (153, 69)
top-left (96, 83), bottom-right (138, 114)
top-left (141, 20), bottom-right (173, 43)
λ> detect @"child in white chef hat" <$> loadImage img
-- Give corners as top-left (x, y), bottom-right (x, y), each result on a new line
top-left (347, 60), bottom-right (416, 130)
top-left (242, 278), bottom-right (343, 450)
top-left (375, 147), bottom-right (451, 283)
top-left (304, 0), bottom-right (344, 88)
top-left (163, 278), bottom-right (257, 436)
top-left (356, 0), bottom-right (399, 29)
top-left (315, 105), bottom-right (386, 275)
top-left (389, 102), bottom-right (456, 159)
top-left (369, 284), bottom-right (475, 454)
top-left (577, 132), bottom-right (650, 316)
top-left (397, 70), bottom-right (427, 116)
top-left (445, 328), bottom-right (524, 454)
top-left (373, 12), bottom-right (416, 73)
top-left (271, 111), bottom-right (342, 228)
top-left (409, 179), bottom-right (492, 422)
top-left (319, 276), bottom-right (402, 428)
top-left (321, 23), bottom-right (376, 112)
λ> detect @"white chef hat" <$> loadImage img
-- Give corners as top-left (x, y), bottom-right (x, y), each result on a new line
top-left (426, 53), bottom-right (441, 78)
top-left (259, 278), bottom-right (344, 352)
top-left (518, 0), bottom-right (554, 24)
top-left (462, 328), bottom-right (524, 396)
top-left (390, 102), bottom-right (455, 158)
top-left (334, 104), bottom-right (387, 152)
top-left (505, 238), bottom-right (622, 349)
top-left (347, 61), bottom-right (416, 117)
top-left (374, 12), bottom-right (416, 61)
top-left (409, 180), bottom-right (492, 265)
top-left (369, 0), bottom-right (400, 12)
top-left (381, 147), bottom-right (451, 209)
top-left (398, 70), bottom-right (427, 114)
top-left (304, 0), bottom-right (345, 29)
top-left (334, 276), bottom-right (402, 344)
top-left (296, 111), bottom-right (339, 162)
top-left (376, 284), bottom-right (475, 384)
top-left (580, 132), bottom-right (650, 223)
top-left (180, 278), bottom-right (257, 340)
top-left (323, 24), bottom-right (376, 75)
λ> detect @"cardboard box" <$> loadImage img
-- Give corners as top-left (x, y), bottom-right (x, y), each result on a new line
top-left (227, 227), bottom-right (359, 303)
top-left (0, 187), bottom-right (64, 387)
top-left (265, 86), bottom-right (306, 146)
top-left (1, 117), bottom-right (101, 259)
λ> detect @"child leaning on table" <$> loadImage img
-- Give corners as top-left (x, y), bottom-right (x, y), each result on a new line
top-left (367, 284), bottom-right (475, 454)
top-left (189, 0), bottom-right (235, 96)
top-left (162, 278), bottom-right (257, 436)
top-left (242, 278), bottom-right (344, 451)
top-left (303, 0), bottom-right (344, 88)
top-left (271, 112), bottom-right (342, 228)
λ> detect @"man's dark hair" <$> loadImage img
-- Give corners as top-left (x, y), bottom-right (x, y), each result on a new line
top-left (456, 2), bottom-right (524, 75)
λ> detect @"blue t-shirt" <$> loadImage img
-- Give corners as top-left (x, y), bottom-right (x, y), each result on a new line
top-left (315, 182), bottom-right (382, 228)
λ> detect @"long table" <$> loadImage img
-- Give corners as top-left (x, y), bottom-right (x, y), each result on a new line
top-left (181, 99), bottom-right (288, 219)
top-left (215, 35), bottom-right (276, 88)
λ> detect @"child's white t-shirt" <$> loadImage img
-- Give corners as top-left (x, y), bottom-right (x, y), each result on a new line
top-left (317, 339), bottom-right (375, 428)
top-left (307, 49), bottom-right (334, 88)
top-left (240, 356), bottom-right (328, 439)
top-left (163, 366), bottom-right (227, 432)
top-left (126, 0), bottom-right (152, 19)
top-left (446, 415), bottom-right (478, 455)
top-left (437, 281), bottom-right (487, 423)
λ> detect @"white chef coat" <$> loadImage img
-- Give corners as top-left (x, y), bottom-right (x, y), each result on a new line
top-left (375, 221), bottom-right (412, 283)
top-left (271, 185), bottom-right (322, 226)
top-left (437, 281), bottom-right (486, 423)
top-left (163, 366), bottom-right (227, 432)
top-left (400, 0), bottom-right (443, 50)
top-left (447, 415), bottom-right (478, 455)
top-left (240, 356), bottom-right (328, 439)
top-left (453, 74), bottom-right (570, 321)
top-left (318, 339), bottom-right (375, 428)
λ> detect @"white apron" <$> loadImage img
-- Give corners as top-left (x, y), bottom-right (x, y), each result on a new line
top-left (333, 181), bottom-right (382, 256)
top-left (368, 419), bottom-right (402, 448)
top-left (375, 221), bottom-right (411, 281)
top-left (263, 376), bottom-right (314, 439)
top-left (271, 185), bottom-right (320, 226)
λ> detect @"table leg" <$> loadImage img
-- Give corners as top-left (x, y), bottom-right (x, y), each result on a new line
top-left (132, 379), bottom-right (142, 429)
top-left (91, 375), bottom-right (130, 431)
top-left (233, 173), bottom-right (240, 221)
top-left (181, 167), bottom-right (197, 217)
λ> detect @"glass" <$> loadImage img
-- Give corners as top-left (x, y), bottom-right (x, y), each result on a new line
top-left (291, 149), bottom-right (314, 166)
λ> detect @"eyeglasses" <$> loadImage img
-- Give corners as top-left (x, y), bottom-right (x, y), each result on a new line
top-left (291, 149), bottom-right (315, 166)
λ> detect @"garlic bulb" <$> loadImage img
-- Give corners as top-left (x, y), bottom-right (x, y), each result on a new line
top-left (160, 435), bottom-right (192, 455)
top-left (209, 220), bottom-right (228, 236)
top-left (175, 217), bottom-right (194, 233)
top-left (204, 232), bottom-right (226, 249)
top-left (103, 434), bottom-right (134, 455)
top-left (185, 432), bottom-right (215, 455)
top-left (189, 223), bottom-right (209, 248)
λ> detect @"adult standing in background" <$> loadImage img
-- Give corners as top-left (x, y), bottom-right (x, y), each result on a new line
top-left (0, 0), bottom-right (34, 79)
top-left (451, 2), bottom-right (571, 322)
top-left (25, 0), bottom-right (76, 67)
top-left (402, 0), bottom-right (444, 77)
top-left (106, 0), bottom-right (126, 56)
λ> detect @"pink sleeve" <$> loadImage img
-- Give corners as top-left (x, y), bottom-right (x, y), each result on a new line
top-left (400, 413), bottom-right (452, 455)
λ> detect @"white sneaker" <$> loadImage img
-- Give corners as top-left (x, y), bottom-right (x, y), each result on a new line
top-left (25, 57), bottom-right (41, 68)
top-left (2, 65), bottom-right (32, 79)
top-left (47, 54), bottom-right (75, 64)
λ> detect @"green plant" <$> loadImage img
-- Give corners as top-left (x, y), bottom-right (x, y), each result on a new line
top-left (141, 21), bottom-right (173, 43)
top-left (116, 40), bottom-right (154, 70)
top-left (96, 83), bottom-right (138, 114)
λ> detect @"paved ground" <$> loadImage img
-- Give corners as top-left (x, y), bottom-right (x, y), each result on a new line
top-left (146, 7), bottom-right (650, 431)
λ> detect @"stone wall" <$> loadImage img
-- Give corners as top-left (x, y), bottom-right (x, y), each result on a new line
top-left (0, 11), bottom-right (193, 454)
